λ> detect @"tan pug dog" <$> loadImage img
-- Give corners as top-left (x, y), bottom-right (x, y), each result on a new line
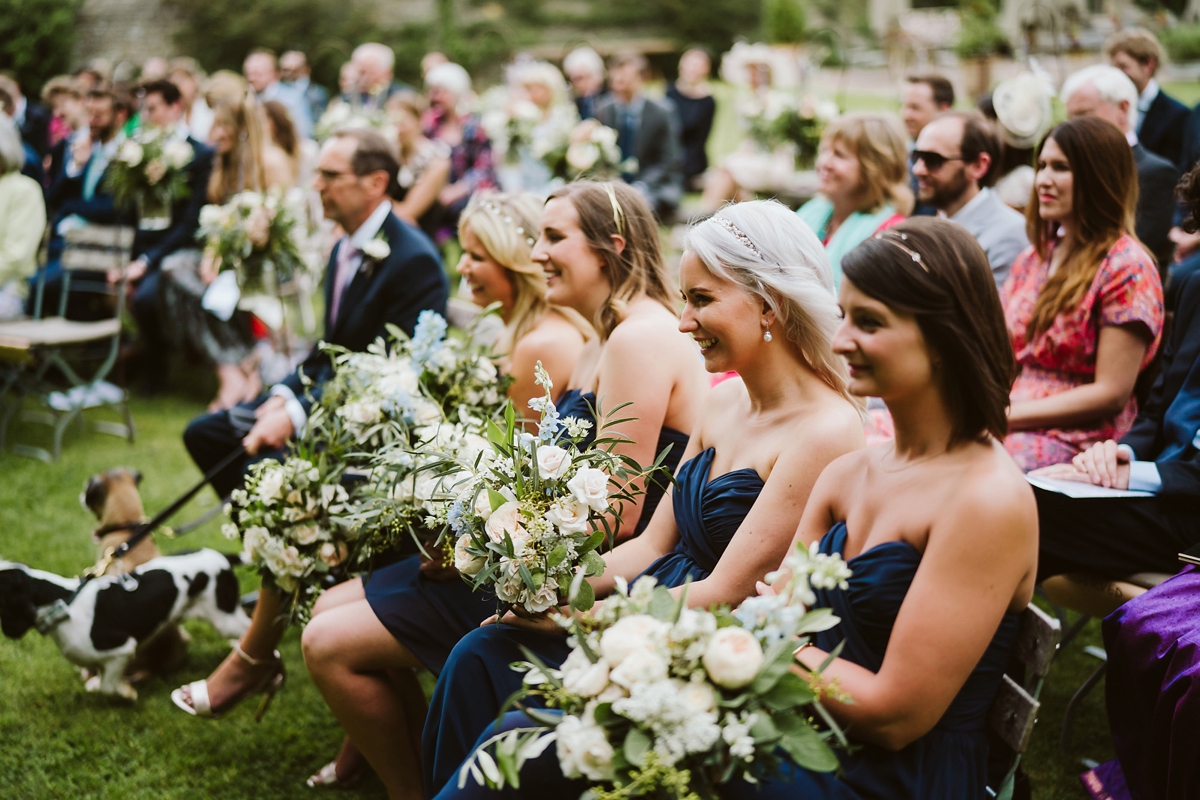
top-left (81, 468), bottom-right (189, 680)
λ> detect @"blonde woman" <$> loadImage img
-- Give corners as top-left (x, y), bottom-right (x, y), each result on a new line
top-left (796, 112), bottom-right (913, 284)
top-left (298, 190), bottom-right (592, 793)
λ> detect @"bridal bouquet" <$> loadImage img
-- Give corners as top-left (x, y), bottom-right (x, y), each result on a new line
top-left (424, 364), bottom-right (664, 615)
top-left (458, 542), bottom-right (854, 797)
top-left (106, 129), bottom-right (195, 226)
top-left (747, 93), bottom-right (839, 167)
top-left (224, 450), bottom-right (360, 618)
top-left (315, 100), bottom-right (394, 142)
top-left (542, 119), bottom-right (628, 181)
top-left (198, 187), bottom-right (307, 295)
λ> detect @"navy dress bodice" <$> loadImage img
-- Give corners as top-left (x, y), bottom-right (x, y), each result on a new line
top-left (432, 520), bottom-right (1022, 800)
top-left (422, 448), bottom-right (764, 797)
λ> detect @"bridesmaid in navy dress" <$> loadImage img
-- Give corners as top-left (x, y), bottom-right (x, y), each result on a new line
top-left (300, 183), bottom-right (706, 797)
top-left (423, 198), bottom-right (867, 797)
top-left (436, 218), bottom-right (1039, 800)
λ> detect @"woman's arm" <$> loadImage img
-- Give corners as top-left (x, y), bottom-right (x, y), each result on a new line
top-left (262, 146), bottom-right (296, 189)
top-left (394, 155), bottom-right (450, 224)
top-left (793, 475), bottom-right (1037, 750)
top-left (507, 316), bottom-right (586, 419)
top-left (1008, 324), bottom-right (1150, 431)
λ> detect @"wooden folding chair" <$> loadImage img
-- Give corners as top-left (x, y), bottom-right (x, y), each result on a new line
top-left (0, 225), bottom-right (136, 461)
top-left (986, 603), bottom-right (1062, 799)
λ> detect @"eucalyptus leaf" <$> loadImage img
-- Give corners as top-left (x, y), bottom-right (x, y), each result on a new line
top-left (762, 671), bottom-right (816, 711)
top-left (547, 544), bottom-right (568, 569)
top-left (570, 575), bottom-right (596, 611)
top-left (623, 727), bottom-right (652, 768)
top-left (776, 716), bottom-right (840, 772)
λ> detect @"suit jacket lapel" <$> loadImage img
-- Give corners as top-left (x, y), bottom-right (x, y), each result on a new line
top-left (329, 214), bottom-right (401, 338)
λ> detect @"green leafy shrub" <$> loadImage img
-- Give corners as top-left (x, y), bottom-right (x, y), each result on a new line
top-left (1161, 24), bottom-right (1200, 62)
top-left (763, 0), bottom-right (807, 45)
top-left (0, 0), bottom-right (84, 96)
top-left (955, 0), bottom-right (1009, 60)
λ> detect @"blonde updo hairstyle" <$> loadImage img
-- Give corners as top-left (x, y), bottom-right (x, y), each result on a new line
top-left (458, 190), bottom-right (592, 355)
top-left (685, 200), bottom-right (858, 407)
top-left (545, 181), bottom-right (675, 339)
top-left (821, 112), bottom-right (914, 216)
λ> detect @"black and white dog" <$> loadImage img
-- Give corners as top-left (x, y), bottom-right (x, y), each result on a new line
top-left (0, 549), bottom-right (250, 701)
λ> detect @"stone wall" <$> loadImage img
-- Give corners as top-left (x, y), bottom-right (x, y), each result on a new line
top-left (74, 0), bottom-right (184, 67)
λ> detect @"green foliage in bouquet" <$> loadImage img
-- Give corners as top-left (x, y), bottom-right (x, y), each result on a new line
top-left (105, 130), bottom-right (195, 214)
top-left (458, 540), bottom-right (857, 799)
top-left (198, 188), bottom-right (306, 294)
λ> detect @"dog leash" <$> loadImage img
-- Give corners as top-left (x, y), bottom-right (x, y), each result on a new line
top-left (37, 445), bottom-right (249, 634)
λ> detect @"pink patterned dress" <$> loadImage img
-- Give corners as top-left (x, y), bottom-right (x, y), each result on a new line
top-left (1002, 235), bottom-right (1164, 471)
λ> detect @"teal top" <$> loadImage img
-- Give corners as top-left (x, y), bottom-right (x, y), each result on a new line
top-left (796, 195), bottom-right (900, 286)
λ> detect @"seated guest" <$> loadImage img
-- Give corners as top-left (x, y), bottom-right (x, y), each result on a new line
top-left (0, 116), bottom-right (46, 319)
top-left (243, 49), bottom-right (310, 140)
top-left (299, 189), bottom-right (601, 791)
top-left (912, 111), bottom-right (1028, 287)
top-left (260, 99), bottom-right (304, 187)
top-left (563, 46), bottom-right (607, 122)
top-left (982, 71), bottom-right (1055, 212)
top-left (280, 50), bottom-right (328, 128)
top-left (0, 75), bottom-right (50, 157)
top-left (796, 112), bottom-right (911, 284)
top-left (110, 79), bottom-right (215, 392)
top-left (422, 198), bottom-right (866, 799)
top-left (594, 51), bottom-right (685, 221)
top-left (168, 58), bottom-right (213, 143)
top-left (34, 87), bottom-right (132, 320)
top-left (173, 127), bottom-right (449, 722)
top-left (1109, 28), bottom-right (1189, 166)
top-left (40, 77), bottom-right (89, 192)
top-left (387, 91), bottom-right (451, 238)
top-left (666, 48), bottom-right (717, 193)
top-left (1004, 117), bottom-right (1164, 471)
top-left (350, 43), bottom-right (412, 110)
top-left (0, 85), bottom-right (43, 186)
top-left (423, 62), bottom-right (499, 234)
top-left (1062, 64), bottom-right (1178, 272)
top-left (901, 74), bottom-right (954, 217)
top-left (433, 218), bottom-right (1036, 800)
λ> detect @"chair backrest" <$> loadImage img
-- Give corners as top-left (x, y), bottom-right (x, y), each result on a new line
top-left (986, 603), bottom-right (1061, 796)
top-left (34, 225), bottom-right (134, 320)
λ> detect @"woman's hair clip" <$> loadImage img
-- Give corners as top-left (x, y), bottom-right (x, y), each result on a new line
top-left (874, 231), bottom-right (929, 273)
top-left (710, 216), bottom-right (763, 258)
top-left (603, 182), bottom-right (626, 238)
top-left (481, 198), bottom-right (536, 247)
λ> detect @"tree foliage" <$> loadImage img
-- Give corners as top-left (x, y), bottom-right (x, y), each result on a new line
top-left (763, 0), bottom-right (807, 45)
top-left (0, 0), bottom-right (84, 96)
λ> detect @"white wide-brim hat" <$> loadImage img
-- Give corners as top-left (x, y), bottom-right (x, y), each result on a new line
top-left (992, 72), bottom-right (1054, 149)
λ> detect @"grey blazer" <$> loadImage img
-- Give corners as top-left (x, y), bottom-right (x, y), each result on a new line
top-left (595, 95), bottom-right (684, 219)
top-left (948, 188), bottom-right (1029, 288)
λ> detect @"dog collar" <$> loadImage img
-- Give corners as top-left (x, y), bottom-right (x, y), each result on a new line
top-left (34, 600), bottom-right (72, 635)
top-left (93, 520), bottom-right (148, 539)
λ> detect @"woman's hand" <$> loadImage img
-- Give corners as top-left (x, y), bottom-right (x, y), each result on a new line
top-left (199, 251), bottom-right (221, 285)
top-left (492, 608), bottom-right (569, 635)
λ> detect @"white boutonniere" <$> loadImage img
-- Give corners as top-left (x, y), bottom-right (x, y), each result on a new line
top-left (361, 235), bottom-right (390, 262)
top-left (618, 156), bottom-right (639, 175)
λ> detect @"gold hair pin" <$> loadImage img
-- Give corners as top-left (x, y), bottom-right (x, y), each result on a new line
top-left (873, 231), bottom-right (929, 273)
top-left (710, 216), bottom-right (763, 258)
top-left (603, 183), bottom-right (626, 237)
top-left (481, 199), bottom-right (536, 247)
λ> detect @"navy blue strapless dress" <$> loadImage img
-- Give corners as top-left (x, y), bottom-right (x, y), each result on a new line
top-left (431, 521), bottom-right (1021, 800)
top-left (422, 447), bottom-right (764, 797)
top-left (364, 389), bottom-right (689, 674)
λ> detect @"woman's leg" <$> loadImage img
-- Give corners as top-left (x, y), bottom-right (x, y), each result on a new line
top-left (308, 578), bottom-right (369, 782)
top-left (302, 599), bottom-right (425, 800)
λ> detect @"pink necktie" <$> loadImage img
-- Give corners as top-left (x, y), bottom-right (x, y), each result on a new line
top-left (330, 238), bottom-right (358, 324)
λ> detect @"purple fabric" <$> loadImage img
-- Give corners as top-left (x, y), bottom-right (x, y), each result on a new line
top-left (1080, 760), bottom-right (1134, 800)
top-left (1103, 564), bottom-right (1200, 800)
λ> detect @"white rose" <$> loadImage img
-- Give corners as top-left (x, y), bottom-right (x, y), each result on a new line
top-left (561, 648), bottom-right (611, 698)
top-left (599, 614), bottom-right (668, 667)
top-left (677, 679), bottom-right (716, 713)
top-left (413, 474), bottom-right (442, 512)
top-left (339, 400), bottom-right (383, 426)
top-left (567, 467), bottom-right (609, 513)
top-left (118, 140), bottom-right (143, 167)
top-left (524, 580), bottom-right (560, 614)
top-left (555, 714), bottom-right (615, 781)
top-left (290, 523), bottom-right (323, 545)
top-left (596, 682), bottom-right (628, 703)
top-left (544, 497), bottom-right (590, 535)
top-left (565, 142), bottom-right (599, 172)
top-left (536, 445), bottom-right (573, 481)
top-left (454, 534), bottom-right (486, 575)
top-left (473, 489), bottom-right (495, 521)
top-left (255, 469), bottom-right (285, 505)
top-left (163, 139), bottom-right (194, 168)
top-left (318, 541), bottom-right (347, 567)
top-left (361, 238), bottom-right (391, 260)
top-left (484, 501), bottom-right (529, 555)
top-left (609, 648), bottom-right (668, 688)
top-left (702, 627), bottom-right (764, 689)
top-left (242, 525), bottom-right (270, 561)
top-left (495, 560), bottom-right (526, 604)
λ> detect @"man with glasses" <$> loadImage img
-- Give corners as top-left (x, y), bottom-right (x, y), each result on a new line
top-left (912, 111), bottom-right (1028, 288)
top-left (183, 128), bottom-right (449, 499)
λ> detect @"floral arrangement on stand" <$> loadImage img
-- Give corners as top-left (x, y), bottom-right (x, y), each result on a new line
top-left (198, 187), bottom-right (308, 294)
top-left (457, 540), bottom-right (855, 798)
top-left (422, 364), bottom-right (668, 616)
top-left (315, 99), bottom-right (395, 143)
top-left (540, 119), bottom-right (629, 182)
top-left (746, 93), bottom-right (839, 169)
top-left (105, 129), bottom-right (195, 228)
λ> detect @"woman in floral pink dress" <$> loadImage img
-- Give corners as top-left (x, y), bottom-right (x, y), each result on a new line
top-left (1003, 117), bottom-right (1164, 471)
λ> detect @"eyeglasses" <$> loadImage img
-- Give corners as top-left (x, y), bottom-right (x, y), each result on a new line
top-left (316, 168), bottom-right (355, 183)
top-left (909, 150), bottom-right (965, 171)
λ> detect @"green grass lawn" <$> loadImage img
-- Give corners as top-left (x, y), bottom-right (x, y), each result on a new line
top-left (1, 383), bottom-right (1115, 799)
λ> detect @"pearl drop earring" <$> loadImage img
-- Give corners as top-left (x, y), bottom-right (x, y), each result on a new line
top-left (763, 329), bottom-right (772, 343)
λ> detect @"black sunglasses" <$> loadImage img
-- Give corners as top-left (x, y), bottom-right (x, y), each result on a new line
top-left (910, 150), bottom-right (965, 171)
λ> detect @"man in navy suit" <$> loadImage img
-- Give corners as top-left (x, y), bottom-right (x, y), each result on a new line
top-left (184, 127), bottom-right (449, 497)
top-left (0, 74), bottom-right (51, 158)
top-left (109, 79), bottom-right (214, 389)
top-left (1109, 29), bottom-right (1190, 167)
top-left (1032, 268), bottom-right (1200, 581)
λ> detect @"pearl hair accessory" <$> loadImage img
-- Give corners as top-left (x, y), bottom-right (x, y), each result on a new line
top-left (480, 199), bottom-right (536, 247)
top-left (873, 231), bottom-right (929, 273)
top-left (710, 215), bottom-right (763, 258)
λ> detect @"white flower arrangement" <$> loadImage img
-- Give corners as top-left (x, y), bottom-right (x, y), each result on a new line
top-left (106, 128), bottom-right (194, 217)
top-left (541, 119), bottom-right (624, 181)
top-left (198, 187), bottom-right (308, 295)
top-left (458, 544), bottom-right (853, 797)
top-left (422, 364), bottom-right (664, 616)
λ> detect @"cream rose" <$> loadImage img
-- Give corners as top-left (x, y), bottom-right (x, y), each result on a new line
top-left (535, 445), bottom-right (572, 481)
top-left (454, 534), bottom-right (486, 575)
top-left (290, 523), bottom-right (322, 545)
top-left (609, 648), bottom-right (669, 688)
top-left (318, 541), bottom-right (347, 567)
top-left (677, 679), bottom-right (716, 713)
top-left (561, 648), bottom-right (611, 698)
top-left (255, 469), bottom-right (285, 505)
top-left (567, 467), bottom-right (609, 512)
top-left (599, 614), bottom-right (668, 667)
top-left (555, 714), bottom-right (615, 781)
top-left (524, 580), bottom-right (560, 614)
top-left (484, 501), bottom-right (529, 555)
top-left (545, 497), bottom-right (589, 535)
top-left (702, 627), bottom-right (764, 689)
